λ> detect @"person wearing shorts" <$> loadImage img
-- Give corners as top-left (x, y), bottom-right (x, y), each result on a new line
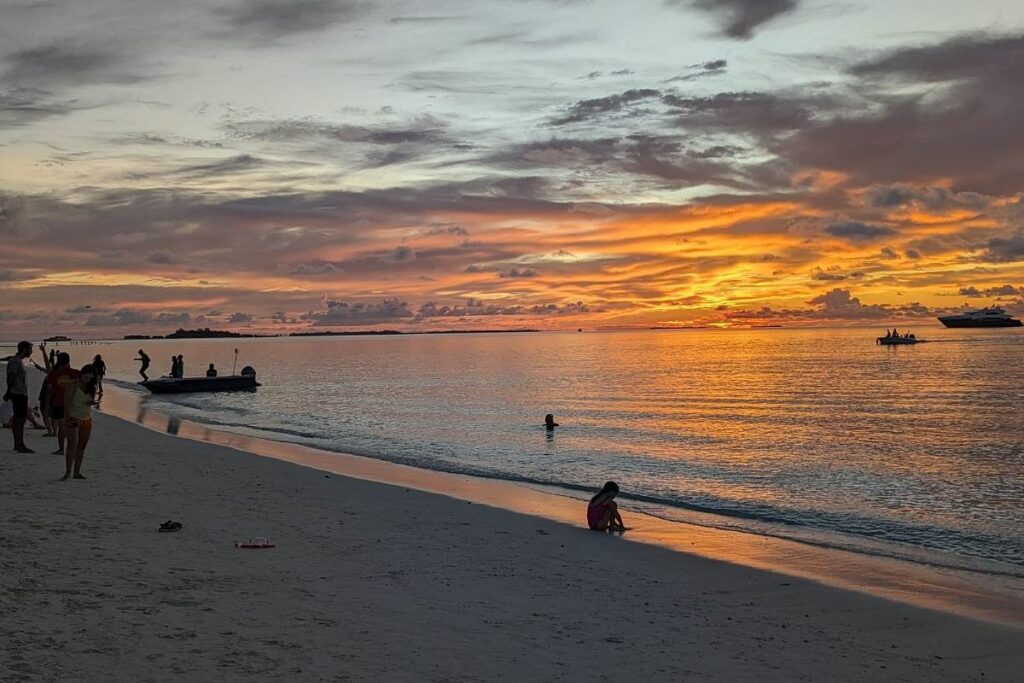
top-left (61, 364), bottom-right (98, 481)
top-left (45, 353), bottom-right (79, 456)
top-left (5, 341), bottom-right (34, 453)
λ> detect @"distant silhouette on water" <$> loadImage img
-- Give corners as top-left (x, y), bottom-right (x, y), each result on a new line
top-left (206, 363), bottom-right (218, 377)
top-left (544, 414), bottom-right (559, 431)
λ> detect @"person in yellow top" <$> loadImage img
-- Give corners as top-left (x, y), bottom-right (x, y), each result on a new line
top-left (61, 364), bottom-right (99, 481)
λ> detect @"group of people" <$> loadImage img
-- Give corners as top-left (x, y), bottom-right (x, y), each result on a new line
top-left (4, 341), bottom-right (101, 480)
top-left (883, 329), bottom-right (916, 340)
top-left (10, 342), bottom-right (631, 528)
top-left (134, 349), bottom-right (218, 381)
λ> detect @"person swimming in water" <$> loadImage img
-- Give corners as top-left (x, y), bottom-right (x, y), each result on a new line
top-left (544, 413), bottom-right (559, 430)
top-left (587, 481), bottom-right (626, 531)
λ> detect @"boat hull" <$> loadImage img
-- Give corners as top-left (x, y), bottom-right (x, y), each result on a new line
top-left (938, 318), bottom-right (1023, 328)
top-left (141, 376), bottom-right (260, 394)
top-left (877, 338), bottom-right (921, 345)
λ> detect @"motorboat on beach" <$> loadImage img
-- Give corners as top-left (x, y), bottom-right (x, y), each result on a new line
top-left (937, 307), bottom-right (1022, 328)
top-left (141, 366), bottom-right (260, 394)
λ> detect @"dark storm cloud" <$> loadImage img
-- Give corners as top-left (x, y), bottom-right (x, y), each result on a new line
top-left (225, 116), bottom-right (454, 167)
top-left (666, 59), bottom-right (728, 82)
top-left (777, 33), bottom-right (1024, 194)
top-left (849, 34), bottom-right (1024, 83)
top-left (551, 88), bottom-right (662, 125)
top-left (0, 87), bottom-right (78, 128)
top-left (668, 0), bottom-right (800, 39)
top-left (481, 135), bottom-right (751, 190)
top-left (156, 312), bottom-right (192, 325)
top-left (303, 297), bottom-right (594, 326)
top-left (303, 298), bottom-right (415, 326)
top-left (288, 261), bottom-right (341, 276)
top-left (1, 44), bottom-right (142, 87)
top-left (0, 269), bottom-right (35, 282)
top-left (824, 220), bottom-right (895, 241)
top-left (216, 0), bottom-right (366, 41)
top-left (865, 185), bottom-right (990, 211)
top-left (662, 91), bottom-right (814, 132)
top-left (959, 284), bottom-right (1022, 298)
top-left (499, 266), bottom-right (538, 278)
top-left (129, 155), bottom-right (270, 181)
top-left (85, 308), bottom-right (154, 326)
top-left (146, 249), bottom-right (178, 265)
top-left (384, 246), bottom-right (417, 263)
top-left (227, 117), bottom-right (448, 146)
top-left (980, 231), bottom-right (1024, 263)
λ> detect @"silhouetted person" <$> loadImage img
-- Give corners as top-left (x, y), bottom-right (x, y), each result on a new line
top-left (206, 363), bottom-right (217, 378)
top-left (136, 349), bottom-right (150, 381)
top-left (61, 364), bottom-right (99, 481)
top-left (544, 413), bottom-right (559, 431)
top-left (48, 348), bottom-right (57, 369)
top-left (587, 481), bottom-right (626, 531)
top-left (45, 352), bottom-right (78, 456)
top-left (169, 355), bottom-right (178, 378)
top-left (177, 355), bottom-right (184, 378)
top-left (92, 354), bottom-right (106, 396)
top-left (5, 341), bottom-right (35, 453)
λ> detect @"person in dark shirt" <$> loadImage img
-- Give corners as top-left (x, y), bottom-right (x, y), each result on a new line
top-left (135, 350), bottom-right (150, 381)
top-left (206, 364), bottom-right (218, 378)
top-left (92, 354), bottom-right (106, 396)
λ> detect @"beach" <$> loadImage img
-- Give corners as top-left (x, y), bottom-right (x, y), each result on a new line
top-left (2, 395), bottom-right (1022, 681)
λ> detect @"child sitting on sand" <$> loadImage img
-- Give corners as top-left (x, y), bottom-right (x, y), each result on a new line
top-left (587, 481), bottom-right (626, 531)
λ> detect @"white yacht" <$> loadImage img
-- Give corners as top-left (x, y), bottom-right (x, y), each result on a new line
top-left (937, 307), bottom-right (1022, 328)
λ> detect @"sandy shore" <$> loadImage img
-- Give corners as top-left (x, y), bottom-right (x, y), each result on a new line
top-left (2, 391), bottom-right (1022, 681)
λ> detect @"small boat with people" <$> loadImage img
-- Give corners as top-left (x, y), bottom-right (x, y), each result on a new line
top-left (937, 307), bottom-right (1022, 328)
top-left (141, 366), bottom-right (260, 394)
top-left (877, 329), bottom-right (923, 345)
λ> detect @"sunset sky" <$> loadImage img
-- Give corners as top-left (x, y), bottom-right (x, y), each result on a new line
top-left (2, 0), bottom-right (1024, 335)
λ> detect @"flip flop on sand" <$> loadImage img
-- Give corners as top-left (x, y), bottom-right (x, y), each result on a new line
top-left (159, 521), bottom-right (183, 533)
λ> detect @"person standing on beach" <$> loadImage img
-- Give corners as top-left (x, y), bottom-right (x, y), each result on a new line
top-left (92, 354), bottom-right (106, 396)
top-left (45, 352), bottom-right (79, 456)
top-left (61, 364), bottom-right (98, 481)
top-left (135, 349), bottom-right (150, 381)
top-left (5, 341), bottom-right (35, 453)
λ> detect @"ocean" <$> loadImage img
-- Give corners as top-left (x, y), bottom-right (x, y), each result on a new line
top-left (54, 326), bottom-right (1024, 575)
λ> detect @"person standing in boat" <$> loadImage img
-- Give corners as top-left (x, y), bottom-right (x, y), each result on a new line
top-left (206, 363), bottom-right (217, 377)
top-left (136, 349), bottom-right (151, 381)
top-left (177, 355), bottom-right (185, 378)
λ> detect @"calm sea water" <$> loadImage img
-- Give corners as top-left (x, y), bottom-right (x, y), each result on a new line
top-left (47, 327), bottom-right (1024, 573)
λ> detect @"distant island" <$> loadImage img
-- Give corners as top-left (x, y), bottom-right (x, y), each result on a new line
top-left (290, 329), bottom-right (539, 337)
top-left (123, 327), bottom-right (541, 341)
top-left (124, 328), bottom-right (266, 340)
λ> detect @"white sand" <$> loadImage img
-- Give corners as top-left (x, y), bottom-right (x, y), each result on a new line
top-left (2, 399), bottom-right (1022, 681)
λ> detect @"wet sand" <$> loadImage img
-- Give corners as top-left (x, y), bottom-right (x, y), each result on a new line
top-left (2, 394), bottom-right (1022, 681)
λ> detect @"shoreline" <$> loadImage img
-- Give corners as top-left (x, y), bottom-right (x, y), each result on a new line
top-left (3, 377), bottom-right (1023, 680)
top-left (98, 382), bottom-right (1024, 627)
